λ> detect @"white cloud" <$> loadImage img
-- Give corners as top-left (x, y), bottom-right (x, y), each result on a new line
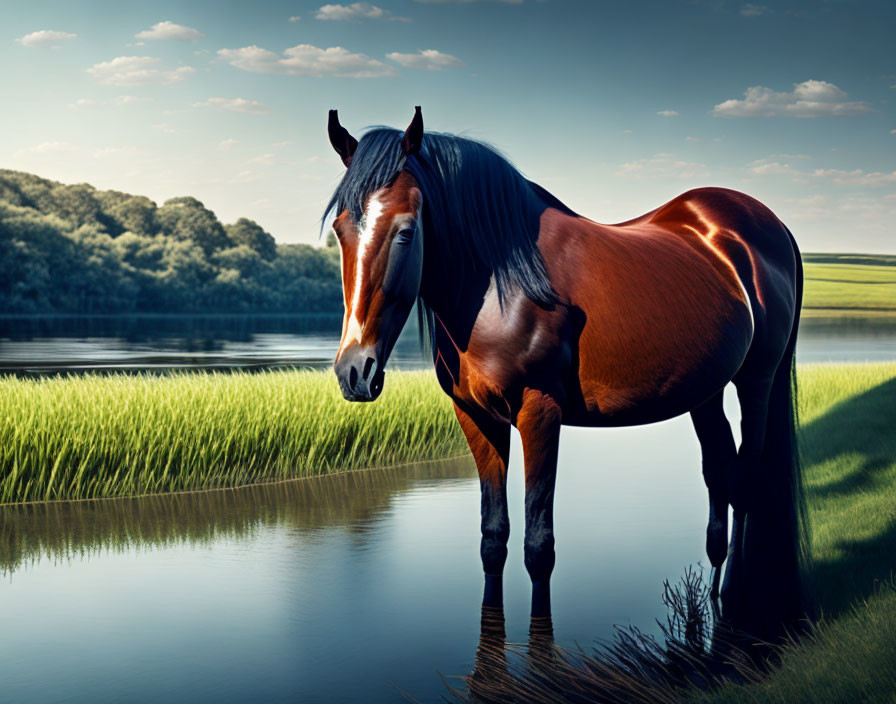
top-left (739, 4), bottom-right (770, 17)
top-left (713, 80), bottom-right (870, 117)
top-left (71, 95), bottom-right (154, 107)
top-left (747, 160), bottom-right (802, 178)
top-left (135, 21), bottom-right (204, 41)
top-left (386, 49), bottom-right (464, 70)
top-left (617, 154), bottom-right (708, 180)
top-left (289, 15), bottom-right (302, 22)
top-left (94, 146), bottom-right (139, 159)
top-left (316, 3), bottom-right (386, 20)
top-left (217, 44), bottom-right (395, 78)
top-left (88, 56), bottom-right (195, 86)
top-left (812, 168), bottom-right (896, 187)
top-left (118, 95), bottom-right (154, 104)
top-left (657, 109), bottom-right (679, 117)
top-left (17, 30), bottom-right (77, 48)
top-left (685, 136), bottom-right (701, 143)
top-left (891, 128), bottom-right (896, 134)
top-left (194, 97), bottom-right (270, 114)
top-left (413, 0), bottom-right (523, 3)
top-left (748, 157), bottom-right (896, 186)
top-left (218, 138), bottom-right (239, 151)
top-left (14, 141), bottom-right (79, 156)
top-left (249, 153), bottom-right (278, 165)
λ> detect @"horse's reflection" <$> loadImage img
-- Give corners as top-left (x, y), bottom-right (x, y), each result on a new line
top-left (469, 605), bottom-right (557, 703)
top-left (464, 583), bottom-right (760, 704)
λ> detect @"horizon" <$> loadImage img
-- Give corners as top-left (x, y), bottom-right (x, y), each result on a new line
top-left (2, 0), bottom-right (894, 253)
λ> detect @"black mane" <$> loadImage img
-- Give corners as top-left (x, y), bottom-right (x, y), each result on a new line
top-left (324, 127), bottom-right (578, 349)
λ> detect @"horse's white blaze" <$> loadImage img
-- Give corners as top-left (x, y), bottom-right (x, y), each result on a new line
top-left (339, 193), bottom-right (386, 355)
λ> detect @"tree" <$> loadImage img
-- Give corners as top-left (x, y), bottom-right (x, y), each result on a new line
top-left (157, 196), bottom-right (231, 255)
top-left (97, 190), bottom-right (158, 237)
top-left (225, 218), bottom-right (277, 261)
top-left (0, 168), bottom-right (346, 314)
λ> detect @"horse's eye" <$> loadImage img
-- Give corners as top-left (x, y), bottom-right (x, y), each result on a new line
top-left (395, 226), bottom-right (416, 245)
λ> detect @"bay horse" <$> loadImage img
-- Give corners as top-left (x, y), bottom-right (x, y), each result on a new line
top-left (325, 107), bottom-right (809, 639)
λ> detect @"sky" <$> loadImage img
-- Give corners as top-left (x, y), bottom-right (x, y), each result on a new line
top-left (1, 0), bottom-right (894, 252)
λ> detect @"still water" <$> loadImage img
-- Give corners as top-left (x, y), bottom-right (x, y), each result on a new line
top-left (1, 422), bottom-right (714, 704)
top-left (0, 314), bottom-right (894, 374)
top-left (0, 315), bottom-right (893, 703)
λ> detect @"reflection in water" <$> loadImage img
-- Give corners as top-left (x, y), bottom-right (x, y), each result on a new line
top-left (459, 569), bottom-right (759, 704)
top-left (0, 457), bottom-right (477, 576)
top-left (0, 314), bottom-right (893, 375)
top-left (0, 313), bottom-right (429, 374)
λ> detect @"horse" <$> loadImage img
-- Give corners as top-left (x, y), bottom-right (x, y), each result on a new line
top-left (325, 107), bottom-right (809, 639)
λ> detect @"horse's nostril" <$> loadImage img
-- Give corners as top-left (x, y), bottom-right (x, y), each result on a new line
top-left (348, 365), bottom-right (358, 390)
top-left (362, 356), bottom-right (376, 381)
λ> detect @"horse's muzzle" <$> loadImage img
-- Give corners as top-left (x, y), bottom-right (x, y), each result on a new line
top-left (334, 345), bottom-right (385, 402)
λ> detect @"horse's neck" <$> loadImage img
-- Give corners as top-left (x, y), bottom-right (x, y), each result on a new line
top-left (419, 249), bottom-right (493, 353)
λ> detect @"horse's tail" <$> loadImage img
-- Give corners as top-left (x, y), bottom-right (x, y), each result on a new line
top-left (743, 227), bottom-right (811, 637)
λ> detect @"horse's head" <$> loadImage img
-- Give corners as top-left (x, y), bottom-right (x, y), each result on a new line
top-left (328, 107), bottom-right (425, 402)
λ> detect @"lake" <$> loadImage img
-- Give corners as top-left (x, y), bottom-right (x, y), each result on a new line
top-left (0, 313), bottom-right (894, 374)
top-left (0, 314), bottom-right (894, 703)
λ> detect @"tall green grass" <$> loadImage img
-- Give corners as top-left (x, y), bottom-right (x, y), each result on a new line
top-left (0, 370), bottom-right (466, 503)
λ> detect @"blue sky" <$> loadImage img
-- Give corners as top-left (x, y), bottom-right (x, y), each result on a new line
top-left (2, 0), bottom-right (894, 251)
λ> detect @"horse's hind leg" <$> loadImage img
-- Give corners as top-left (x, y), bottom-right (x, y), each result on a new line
top-left (721, 375), bottom-right (774, 618)
top-left (690, 390), bottom-right (736, 600)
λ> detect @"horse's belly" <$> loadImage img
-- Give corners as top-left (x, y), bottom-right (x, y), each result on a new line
top-left (564, 318), bottom-right (752, 428)
top-left (562, 379), bottom-right (724, 428)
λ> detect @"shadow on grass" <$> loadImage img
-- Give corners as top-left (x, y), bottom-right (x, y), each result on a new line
top-left (800, 377), bottom-right (896, 616)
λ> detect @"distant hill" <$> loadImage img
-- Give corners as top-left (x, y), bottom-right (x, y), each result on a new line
top-left (802, 253), bottom-right (896, 267)
top-left (0, 169), bottom-right (341, 314)
top-left (2, 169), bottom-right (892, 318)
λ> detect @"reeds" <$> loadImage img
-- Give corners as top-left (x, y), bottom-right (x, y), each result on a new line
top-left (0, 369), bottom-right (467, 503)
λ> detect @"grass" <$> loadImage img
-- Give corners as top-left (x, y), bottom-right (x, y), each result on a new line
top-left (0, 369), bottom-right (466, 504)
top-left (687, 362), bottom-right (896, 704)
top-left (802, 255), bottom-right (896, 319)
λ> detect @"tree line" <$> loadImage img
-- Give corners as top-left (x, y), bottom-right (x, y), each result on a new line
top-left (0, 169), bottom-right (342, 314)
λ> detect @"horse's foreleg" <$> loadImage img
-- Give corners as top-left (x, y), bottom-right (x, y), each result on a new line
top-left (454, 402), bottom-right (511, 609)
top-left (517, 388), bottom-right (562, 619)
top-left (690, 390), bottom-right (736, 600)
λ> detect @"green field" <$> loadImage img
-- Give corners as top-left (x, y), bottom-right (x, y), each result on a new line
top-left (0, 370), bottom-right (466, 504)
top-left (802, 253), bottom-right (896, 318)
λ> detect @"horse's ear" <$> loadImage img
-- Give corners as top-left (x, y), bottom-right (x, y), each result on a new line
top-left (328, 109), bottom-right (358, 168)
top-left (402, 106), bottom-right (423, 156)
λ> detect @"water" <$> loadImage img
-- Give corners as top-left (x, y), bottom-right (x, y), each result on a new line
top-left (1, 418), bottom-right (716, 704)
top-left (0, 314), bottom-right (893, 375)
top-left (0, 315), bottom-right (892, 702)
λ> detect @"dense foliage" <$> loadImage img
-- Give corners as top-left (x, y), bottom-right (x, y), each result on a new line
top-left (0, 169), bottom-right (341, 313)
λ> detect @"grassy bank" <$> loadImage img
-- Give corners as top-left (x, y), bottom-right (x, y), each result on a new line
top-left (0, 370), bottom-right (466, 503)
top-left (689, 362), bottom-right (896, 704)
top-left (802, 254), bottom-right (896, 319)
